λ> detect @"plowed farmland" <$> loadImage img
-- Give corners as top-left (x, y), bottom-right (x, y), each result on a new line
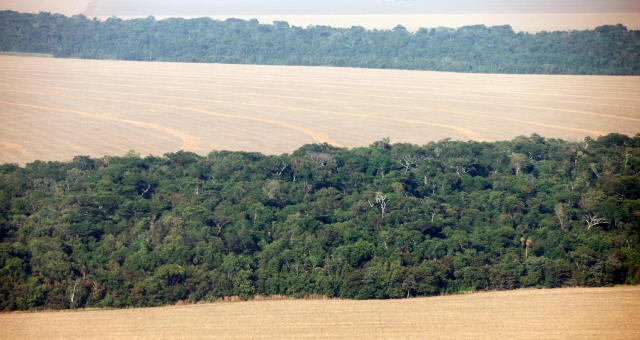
top-left (1, 287), bottom-right (639, 339)
top-left (1, 55), bottom-right (639, 164)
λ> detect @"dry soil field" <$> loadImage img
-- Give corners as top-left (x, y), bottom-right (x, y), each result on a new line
top-left (1, 55), bottom-right (639, 164)
top-left (0, 286), bottom-right (638, 339)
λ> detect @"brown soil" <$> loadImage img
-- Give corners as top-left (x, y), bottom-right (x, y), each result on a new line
top-left (0, 286), bottom-right (638, 339)
top-left (0, 55), bottom-right (639, 165)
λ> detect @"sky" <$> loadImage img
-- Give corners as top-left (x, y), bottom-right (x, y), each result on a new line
top-left (1, 0), bottom-right (640, 16)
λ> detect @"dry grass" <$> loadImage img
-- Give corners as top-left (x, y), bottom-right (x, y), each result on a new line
top-left (0, 286), bottom-right (638, 339)
top-left (0, 55), bottom-right (639, 165)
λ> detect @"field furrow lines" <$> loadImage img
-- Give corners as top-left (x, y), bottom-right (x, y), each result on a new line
top-left (2, 85), bottom-right (485, 141)
top-left (0, 100), bottom-right (201, 152)
top-left (0, 87), bottom-right (336, 147)
top-left (6, 70), bottom-right (640, 108)
top-left (1, 55), bottom-right (638, 164)
top-left (5, 73), bottom-right (639, 120)
top-left (3, 65), bottom-right (639, 96)
top-left (0, 79), bottom-right (615, 138)
top-left (60, 84), bottom-right (609, 136)
top-left (0, 287), bottom-right (638, 339)
top-left (0, 141), bottom-right (22, 151)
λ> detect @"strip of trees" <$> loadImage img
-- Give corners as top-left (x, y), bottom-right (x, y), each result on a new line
top-left (0, 133), bottom-right (639, 310)
top-left (1, 11), bottom-right (639, 74)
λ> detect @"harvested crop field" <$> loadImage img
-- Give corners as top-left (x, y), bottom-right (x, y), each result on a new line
top-left (1, 287), bottom-right (639, 339)
top-left (1, 55), bottom-right (639, 164)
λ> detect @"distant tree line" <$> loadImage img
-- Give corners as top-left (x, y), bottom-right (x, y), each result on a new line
top-left (1, 134), bottom-right (639, 310)
top-left (0, 11), bottom-right (639, 74)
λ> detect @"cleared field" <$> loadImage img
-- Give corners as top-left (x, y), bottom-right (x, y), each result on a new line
top-left (0, 286), bottom-right (639, 339)
top-left (1, 55), bottom-right (639, 164)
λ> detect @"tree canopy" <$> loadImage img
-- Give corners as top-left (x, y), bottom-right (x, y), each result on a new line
top-left (1, 11), bottom-right (639, 74)
top-left (1, 134), bottom-right (639, 310)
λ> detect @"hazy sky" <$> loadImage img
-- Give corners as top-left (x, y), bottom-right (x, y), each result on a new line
top-left (2, 0), bottom-right (640, 16)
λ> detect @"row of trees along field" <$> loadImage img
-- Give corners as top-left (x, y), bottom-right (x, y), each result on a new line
top-left (1, 11), bottom-right (639, 74)
top-left (0, 134), bottom-right (639, 310)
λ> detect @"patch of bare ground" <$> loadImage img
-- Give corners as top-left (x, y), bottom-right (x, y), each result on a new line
top-left (1, 55), bottom-right (639, 165)
top-left (0, 286), bottom-right (638, 339)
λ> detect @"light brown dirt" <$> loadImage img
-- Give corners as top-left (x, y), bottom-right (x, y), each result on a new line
top-left (0, 55), bottom-right (639, 165)
top-left (0, 100), bottom-right (201, 152)
top-left (0, 286), bottom-right (638, 339)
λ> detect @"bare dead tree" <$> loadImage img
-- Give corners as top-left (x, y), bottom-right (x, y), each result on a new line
top-left (454, 165), bottom-right (468, 177)
top-left (272, 160), bottom-right (289, 177)
top-left (375, 192), bottom-right (388, 218)
top-left (423, 198), bottom-right (438, 222)
top-left (433, 147), bottom-right (441, 158)
top-left (590, 163), bottom-right (600, 178)
top-left (252, 210), bottom-right (259, 227)
top-left (306, 152), bottom-right (332, 167)
top-left (510, 153), bottom-right (527, 176)
top-left (378, 166), bottom-right (385, 178)
top-left (400, 155), bottom-right (418, 172)
top-left (371, 137), bottom-right (391, 150)
top-left (302, 180), bottom-right (312, 196)
top-left (262, 180), bottom-right (280, 199)
top-left (70, 281), bottom-right (78, 305)
top-left (555, 203), bottom-right (567, 231)
top-left (293, 262), bottom-right (300, 277)
top-left (624, 149), bottom-right (630, 169)
top-left (585, 214), bottom-right (608, 230)
top-left (367, 199), bottom-right (375, 208)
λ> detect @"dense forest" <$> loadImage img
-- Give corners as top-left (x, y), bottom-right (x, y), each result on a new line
top-left (0, 134), bottom-right (639, 310)
top-left (1, 10), bottom-right (639, 74)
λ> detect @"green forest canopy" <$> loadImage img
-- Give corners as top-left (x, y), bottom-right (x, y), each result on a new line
top-left (1, 134), bottom-right (639, 310)
top-left (0, 10), bottom-right (639, 74)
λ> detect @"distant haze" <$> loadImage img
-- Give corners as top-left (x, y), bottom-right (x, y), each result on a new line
top-left (86, 0), bottom-right (640, 16)
top-left (1, 1), bottom-right (639, 32)
top-left (2, 0), bottom-right (640, 16)
top-left (0, 1), bottom-right (89, 15)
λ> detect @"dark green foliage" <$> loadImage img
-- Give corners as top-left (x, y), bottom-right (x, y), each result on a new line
top-left (1, 134), bottom-right (639, 310)
top-left (1, 11), bottom-right (640, 74)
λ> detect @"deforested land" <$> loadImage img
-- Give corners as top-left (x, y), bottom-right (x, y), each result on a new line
top-left (1, 55), bottom-right (639, 165)
top-left (1, 287), bottom-right (639, 339)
